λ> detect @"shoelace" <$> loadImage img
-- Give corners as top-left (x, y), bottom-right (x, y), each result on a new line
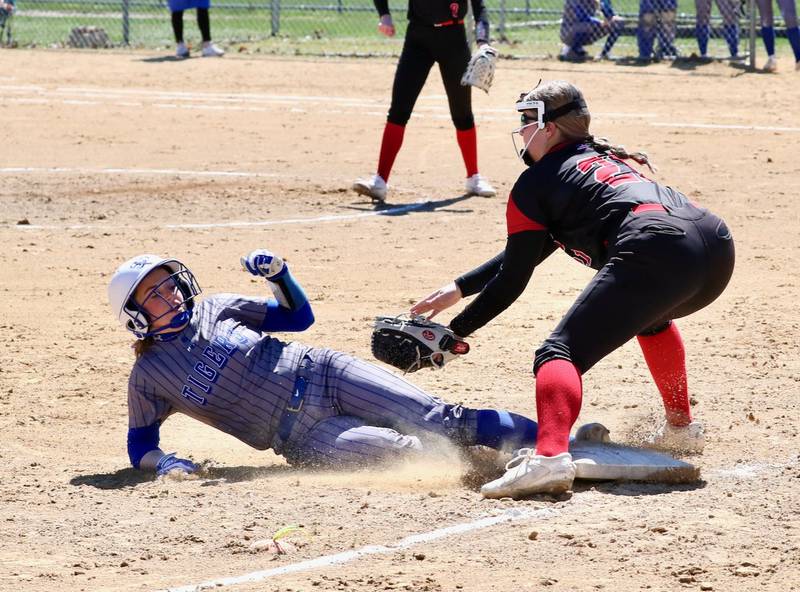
top-left (504, 447), bottom-right (537, 471)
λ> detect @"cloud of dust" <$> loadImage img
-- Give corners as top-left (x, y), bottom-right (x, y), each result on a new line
top-left (280, 439), bottom-right (471, 493)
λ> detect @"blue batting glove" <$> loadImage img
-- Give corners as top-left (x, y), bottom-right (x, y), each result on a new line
top-left (241, 249), bottom-right (287, 279)
top-left (156, 452), bottom-right (198, 476)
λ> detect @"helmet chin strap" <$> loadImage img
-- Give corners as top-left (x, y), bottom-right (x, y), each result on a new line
top-left (140, 308), bottom-right (193, 341)
top-left (515, 125), bottom-right (541, 165)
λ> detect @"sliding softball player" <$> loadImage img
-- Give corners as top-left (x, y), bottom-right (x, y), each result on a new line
top-left (108, 250), bottom-right (551, 477)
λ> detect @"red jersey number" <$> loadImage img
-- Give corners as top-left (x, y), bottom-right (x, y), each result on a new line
top-left (576, 154), bottom-right (647, 188)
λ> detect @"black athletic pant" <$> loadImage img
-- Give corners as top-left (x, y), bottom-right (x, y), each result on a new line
top-left (387, 22), bottom-right (474, 131)
top-left (534, 206), bottom-right (735, 374)
top-left (171, 8), bottom-right (211, 43)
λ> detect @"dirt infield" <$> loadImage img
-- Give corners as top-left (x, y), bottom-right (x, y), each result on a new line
top-left (2, 50), bottom-right (799, 592)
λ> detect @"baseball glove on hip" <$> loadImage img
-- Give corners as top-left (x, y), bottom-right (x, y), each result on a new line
top-left (372, 315), bottom-right (470, 373)
top-left (461, 45), bottom-right (498, 93)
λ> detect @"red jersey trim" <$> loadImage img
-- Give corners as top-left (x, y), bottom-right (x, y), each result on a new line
top-left (506, 194), bottom-right (547, 235)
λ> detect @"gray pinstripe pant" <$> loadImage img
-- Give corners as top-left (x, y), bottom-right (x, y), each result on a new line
top-left (274, 348), bottom-right (474, 467)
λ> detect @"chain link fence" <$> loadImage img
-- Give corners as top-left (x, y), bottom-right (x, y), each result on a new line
top-left (1, 0), bottom-right (790, 63)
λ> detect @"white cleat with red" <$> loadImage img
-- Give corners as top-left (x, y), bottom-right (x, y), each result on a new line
top-left (480, 450), bottom-right (576, 498)
top-left (645, 421), bottom-right (705, 454)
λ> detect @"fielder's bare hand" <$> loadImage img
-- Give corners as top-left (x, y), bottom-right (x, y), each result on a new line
top-left (378, 14), bottom-right (395, 37)
top-left (410, 281), bottom-right (462, 320)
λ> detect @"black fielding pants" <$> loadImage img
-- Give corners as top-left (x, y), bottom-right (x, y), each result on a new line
top-left (171, 8), bottom-right (211, 43)
top-left (387, 22), bottom-right (474, 131)
top-left (534, 207), bottom-right (736, 374)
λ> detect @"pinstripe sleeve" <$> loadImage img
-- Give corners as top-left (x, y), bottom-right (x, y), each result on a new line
top-left (128, 365), bottom-right (173, 429)
top-left (208, 293), bottom-right (270, 329)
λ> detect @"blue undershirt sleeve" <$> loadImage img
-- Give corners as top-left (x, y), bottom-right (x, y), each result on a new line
top-left (127, 423), bottom-right (160, 469)
top-left (261, 299), bottom-right (315, 332)
top-left (259, 266), bottom-right (315, 332)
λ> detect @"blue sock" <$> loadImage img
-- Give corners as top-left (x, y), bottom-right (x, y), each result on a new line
top-left (638, 26), bottom-right (655, 58)
top-left (722, 23), bottom-right (739, 57)
top-left (475, 409), bottom-right (538, 450)
top-left (787, 26), bottom-right (800, 62)
top-left (697, 24), bottom-right (710, 55)
top-left (761, 25), bottom-right (775, 56)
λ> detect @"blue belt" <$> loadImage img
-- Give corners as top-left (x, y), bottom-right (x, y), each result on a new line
top-left (277, 356), bottom-right (312, 442)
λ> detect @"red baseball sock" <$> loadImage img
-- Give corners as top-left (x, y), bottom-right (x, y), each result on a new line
top-left (637, 322), bottom-right (691, 426)
top-left (534, 359), bottom-right (583, 457)
top-left (456, 127), bottom-right (479, 177)
top-left (377, 122), bottom-right (405, 182)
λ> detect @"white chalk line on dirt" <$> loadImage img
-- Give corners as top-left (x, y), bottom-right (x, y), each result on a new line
top-left (1, 84), bottom-right (656, 119)
top-left (651, 122), bottom-right (800, 133)
top-left (6, 86), bottom-right (797, 132)
top-left (154, 456), bottom-right (796, 592)
top-left (0, 173), bottom-right (433, 230)
top-left (157, 506), bottom-right (559, 592)
top-left (0, 166), bottom-right (281, 178)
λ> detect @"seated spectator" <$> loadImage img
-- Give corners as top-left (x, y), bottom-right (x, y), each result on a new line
top-left (559, 0), bottom-right (625, 61)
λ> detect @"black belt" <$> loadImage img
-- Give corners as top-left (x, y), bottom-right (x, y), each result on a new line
top-left (277, 355), bottom-right (312, 442)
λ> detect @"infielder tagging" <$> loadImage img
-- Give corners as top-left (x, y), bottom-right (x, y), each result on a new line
top-left (412, 80), bottom-right (735, 499)
top-left (109, 250), bottom-right (555, 477)
top-left (352, 0), bottom-right (497, 203)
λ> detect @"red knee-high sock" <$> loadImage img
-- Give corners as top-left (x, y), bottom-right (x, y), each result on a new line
top-left (636, 322), bottom-right (691, 426)
top-left (377, 122), bottom-right (405, 182)
top-left (534, 359), bottom-right (583, 457)
top-left (455, 126), bottom-right (479, 177)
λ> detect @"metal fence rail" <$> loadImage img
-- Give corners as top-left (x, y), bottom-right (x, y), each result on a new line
top-left (0, 0), bottom-right (785, 64)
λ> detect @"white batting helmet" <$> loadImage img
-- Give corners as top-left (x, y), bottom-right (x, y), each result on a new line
top-left (108, 254), bottom-right (201, 339)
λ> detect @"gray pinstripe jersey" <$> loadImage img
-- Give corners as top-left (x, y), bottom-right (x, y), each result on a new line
top-left (128, 294), bottom-right (310, 450)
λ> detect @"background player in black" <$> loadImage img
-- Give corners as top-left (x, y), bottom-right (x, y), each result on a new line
top-left (352, 0), bottom-right (497, 203)
top-left (412, 80), bottom-right (735, 499)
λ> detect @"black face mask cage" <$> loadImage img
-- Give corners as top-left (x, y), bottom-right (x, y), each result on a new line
top-left (131, 266), bottom-right (200, 325)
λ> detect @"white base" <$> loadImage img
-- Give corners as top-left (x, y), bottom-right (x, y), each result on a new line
top-left (569, 441), bottom-right (699, 483)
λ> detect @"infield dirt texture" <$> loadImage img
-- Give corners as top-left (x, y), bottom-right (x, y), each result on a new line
top-left (1, 50), bottom-right (799, 592)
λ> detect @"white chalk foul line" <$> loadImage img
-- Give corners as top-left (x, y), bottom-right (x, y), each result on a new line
top-left (0, 166), bottom-right (281, 178)
top-left (158, 507), bottom-right (558, 592)
top-left (165, 201), bottom-right (431, 230)
top-left (4, 198), bottom-right (433, 231)
top-left (651, 122), bottom-right (800, 133)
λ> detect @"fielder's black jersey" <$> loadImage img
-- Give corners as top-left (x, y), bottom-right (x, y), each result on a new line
top-left (508, 141), bottom-right (693, 270)
top-left (374, 0), bottom-right (489, 29)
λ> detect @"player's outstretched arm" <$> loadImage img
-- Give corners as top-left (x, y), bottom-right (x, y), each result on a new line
top-left (128, 424), bottom-right (198, 477)
top-left (410, 282), bottom-right (463, 321)
top-left (241, 249), bottom-right (315, 332)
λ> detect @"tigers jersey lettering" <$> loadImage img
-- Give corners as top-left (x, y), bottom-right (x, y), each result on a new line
top-left (129, 294), bottom-right (311, 450)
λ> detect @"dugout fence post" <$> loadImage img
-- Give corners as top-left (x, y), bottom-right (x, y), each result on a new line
top-left (748, 0), bottom-right (756, 70)
top-left (498, 0), bottom-right (506, 36)
top-left (271, 0), bottom-right (279, 35)
top-left (122, 0), bottom-right (130, 45)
